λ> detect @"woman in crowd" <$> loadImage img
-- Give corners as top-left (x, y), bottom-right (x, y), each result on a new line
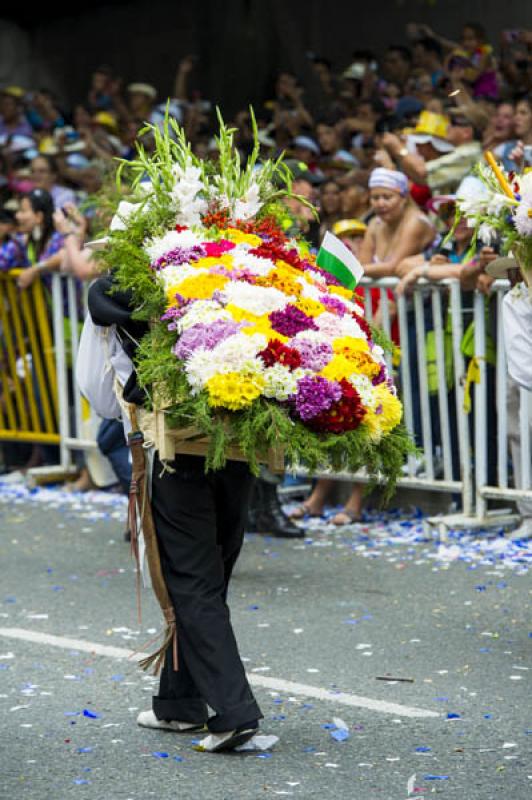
top-left (0, 188), bottom-right (65, 281)
top-left (359, 168), bottom-right (435, 278)
top-left (318, 179), bottom-right (342, 238)
top-left (496, 97), bottom-right (532, 171)
top-left (30, 154), bottom-right (77, 209)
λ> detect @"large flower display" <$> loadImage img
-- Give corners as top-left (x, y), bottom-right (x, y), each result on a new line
top-left (101, 112), bottom-right (411, 493)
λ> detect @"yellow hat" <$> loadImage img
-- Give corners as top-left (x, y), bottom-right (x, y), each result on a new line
top-left (92, 112), bottom-right (119, 132)
top-left (409, 110), bottom-right (454, 153)
top-left (2, 85), bottom-right (25, 98)
top-left (39, 136), bottom-right (59, 155)
top-left (332, 219), bottom-right (367, 237)
top-left (414, 110), bottom-right (450, 140)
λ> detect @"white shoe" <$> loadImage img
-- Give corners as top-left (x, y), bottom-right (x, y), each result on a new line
top-left (196, 723), bottom-right (259, 752)
top-left (509, 519), bottom-right (532, 541)
top-left (136, 709), bottom-right (205, 732)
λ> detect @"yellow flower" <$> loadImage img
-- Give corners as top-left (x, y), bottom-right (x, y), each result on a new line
top-left (207, 371), bottom-right (265, 410)
top-left (172, 273), bottom-right (228, 301)
top-left (194, 254), bottom-right (235, 271)
top-left (222, 228), bottom-right (262, 247)
top-left (255, 268), bottom-right (301, 297)
top-left (333, 336), bottom-right (370, 357)
top-left (295, 297), bottom-right (325, 317)
top-left (320, 355), bottom-right (356, 382)
top-left (374, 385), bottom-right (402, 432)
top-left (328, 285), bottom-right (355, 301)
top-left (331, 337), bottom-right (380, 379)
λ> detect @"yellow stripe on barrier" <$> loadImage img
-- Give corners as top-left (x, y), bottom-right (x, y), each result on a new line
top-left (19, 287), bottom-right (55, 433)
top-left (0, 279), bottom-right (29, 429)
top-left (0, 430), bottom-right (60, 444)
top-left (0, 270), bottom-right (60, 445)
top-left (0, 367), bottom-right (17, 429)
top-left (31, 274), bottom-right (58, 412)
top-left (5, 280), bottom-right (41, 432)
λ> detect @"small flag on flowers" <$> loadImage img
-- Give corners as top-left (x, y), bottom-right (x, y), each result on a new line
top-left (316, 231), bottom-right (364, 290)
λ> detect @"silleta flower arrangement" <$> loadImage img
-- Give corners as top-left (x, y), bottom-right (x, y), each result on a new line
top-left (101, 111), bottom-right (412, 494)
top-left (455, 151), bottom-right (532, 278)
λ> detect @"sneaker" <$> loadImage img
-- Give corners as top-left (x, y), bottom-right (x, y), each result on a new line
top-left (136, 709), bottom-right (205, 732)
top-left (508, 518), bottom-right (532, 541)
top-left (196, 721), bottom-right (259, 752)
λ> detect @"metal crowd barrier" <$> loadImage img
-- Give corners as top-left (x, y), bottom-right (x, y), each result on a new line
top-left (2, 271), bottom-right (531, 529)
top-left (0, 270), bottom-right (59, 445)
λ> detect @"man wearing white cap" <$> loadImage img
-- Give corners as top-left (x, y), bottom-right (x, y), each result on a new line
top-left (382, 110), bottom-right (482, 194)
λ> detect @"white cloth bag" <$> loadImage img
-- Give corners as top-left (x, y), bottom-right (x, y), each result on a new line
top-left (76, 314), bottom-right (134, 419)
top-left (502, 283), bottom-right (532, 391)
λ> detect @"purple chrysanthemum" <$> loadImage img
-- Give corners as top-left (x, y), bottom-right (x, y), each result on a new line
top-left (173, 319), bottom-right (241, 359)
top-left (320, 294), bottom-right (348, 316)
top-left (152, 244), bottom-right (206, 270)
top-left (372, 363), bottom-right (387, 386)
top-left (291, 338), bottom-right (333, 371)
top-left (293, 375), bottom-right (342, 420)
top-left (269, 305), bottom-right (318, 337)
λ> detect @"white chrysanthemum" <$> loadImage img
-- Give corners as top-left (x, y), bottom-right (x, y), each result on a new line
top-left (177, 300), bottom-right (232, 333)
top-left (144, 229), bottom-right (202, 262)
top-left (297, 276), bottom-right (323, 301)
top-left (292, 329), bottom-right (325, 344)
top-left (339, 315), bottom-right (366, 339)
top-left (371, 344), bottom-right (386, 363)
top-left (234, 182), bottom-right (262, 220)
top-left (513, 202), bottom-right (532, 237)
top-left (519, 171), bottom-right (532, 204)
top-left (211, 332), bottom-right (267, 372)
top-left (159, 265), bottom-right (208, 291)
top-left (221, 281), bottom-right (289, 315)
top-left (477, 222), bottom-right (498, 246)
top-left (262, 364), bottom-right (300, 401)
top-left (349, 374), bottom-right (377, 408)
top-left (309, 270), bottom-right (327, 287)
top-left (315, 312), bottom-right (344, 339)
top-left (184, 348), bottom-right (220, 393)
top-left (231, 248), bottom-right (273, 276)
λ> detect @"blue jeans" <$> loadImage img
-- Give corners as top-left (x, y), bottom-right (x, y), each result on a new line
top-left (96, 418), bottom-right (131, 494)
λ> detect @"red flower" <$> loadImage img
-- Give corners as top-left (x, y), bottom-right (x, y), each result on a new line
top-left (250, 241), bottom-right (305, 270)
top-left (259, 339), bottom-right (302, 370)
top-left (175, 224), bottom-right (188, 232)
top-left (352, 311), bottom-right (372, 340)
top-left (308, 379), bottom-right (366, 433)
top-left (203, 207), bottom-right (231, 228)
top-left (235, 215), bottom-right (287, 245)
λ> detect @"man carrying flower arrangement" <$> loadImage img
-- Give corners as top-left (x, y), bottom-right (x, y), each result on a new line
top-left (83, 111), bottom-right (411, 752)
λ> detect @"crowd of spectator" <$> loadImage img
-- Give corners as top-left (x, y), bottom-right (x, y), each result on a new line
top-left (0, 20), bottom-right (531, 534)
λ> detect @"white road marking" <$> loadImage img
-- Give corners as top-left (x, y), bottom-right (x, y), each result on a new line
top-left (0, 627), bottom-right (439, 719)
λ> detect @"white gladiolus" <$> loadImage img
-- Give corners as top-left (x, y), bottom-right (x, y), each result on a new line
top-left (477, 222), bottom-right (498, 245)
top-left (234, 183), bottom-right (263, 220)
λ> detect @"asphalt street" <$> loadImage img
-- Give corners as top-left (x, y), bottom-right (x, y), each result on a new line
top-left (0, 484), bottom-right (530, 800)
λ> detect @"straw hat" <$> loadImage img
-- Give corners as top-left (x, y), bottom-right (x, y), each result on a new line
top-left (332, 219), bottom-right (367, 237)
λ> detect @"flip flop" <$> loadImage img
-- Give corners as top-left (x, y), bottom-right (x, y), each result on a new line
top-left (330, 509), bottom-right (361, 526)
top-left (288, 503), bottom-right (323, 520)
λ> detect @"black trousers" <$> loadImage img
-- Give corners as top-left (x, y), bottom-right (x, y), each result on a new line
top-left (150, 453), bottom-right (262, 732)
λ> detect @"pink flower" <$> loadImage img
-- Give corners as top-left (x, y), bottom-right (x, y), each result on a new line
top-left (204, 240), bottom-right (236, 257)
